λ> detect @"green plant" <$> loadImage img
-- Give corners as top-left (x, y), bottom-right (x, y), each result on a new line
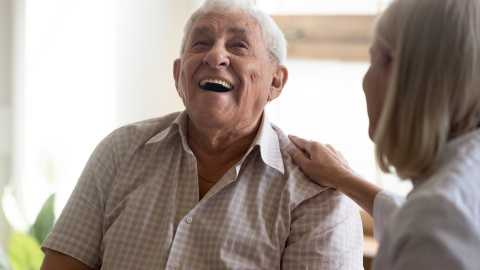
top-left (7, 233), bottom-right (43, 270)
top-left (5, 194), bottom-right (55, 270)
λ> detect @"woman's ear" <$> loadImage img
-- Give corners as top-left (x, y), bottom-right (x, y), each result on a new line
top-left (385, 52), bottom-right (396, 75)
top-left (389, 52), bottom-right (396, 61)
top-left (268, 65), bottom-right (288, 101)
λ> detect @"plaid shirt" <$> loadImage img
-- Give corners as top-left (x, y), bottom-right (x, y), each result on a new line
top-left (42, 110), bottom-right (363, 269)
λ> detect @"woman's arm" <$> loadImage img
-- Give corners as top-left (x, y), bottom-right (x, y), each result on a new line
top-left (289, 135), bottom-right (382, 216)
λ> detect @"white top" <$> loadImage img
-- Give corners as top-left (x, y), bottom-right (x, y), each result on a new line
top-left (372, 128), bottom-right (480, 270)
top-left (372, 189), bottom-right (406, 242)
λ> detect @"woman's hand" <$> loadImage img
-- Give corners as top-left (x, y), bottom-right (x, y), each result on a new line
top-left (289, 134), bottom-right (381, 216)
top-left (288, 135), bottom-right (358, 189)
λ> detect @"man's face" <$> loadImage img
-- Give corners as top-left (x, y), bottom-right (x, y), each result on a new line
top-left (174, 11), bottom-right (286, 132)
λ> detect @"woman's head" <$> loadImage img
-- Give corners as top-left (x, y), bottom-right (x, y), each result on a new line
top-left (367, 0), bottom-right (480, 179)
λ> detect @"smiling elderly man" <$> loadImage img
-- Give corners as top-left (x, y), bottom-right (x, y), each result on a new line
top-left (40, 0), bottom-right (363, 269)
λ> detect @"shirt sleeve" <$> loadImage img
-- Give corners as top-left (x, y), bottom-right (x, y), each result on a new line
top-left (373, 189), bottom-right (406, 243)
top-left (41, 132), bottom-right (121, 269)
top-left (281, 188), bottom-right (364, 269)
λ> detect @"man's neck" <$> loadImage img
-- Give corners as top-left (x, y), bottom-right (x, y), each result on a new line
top-left (187, 115), bottom-right (262, 180)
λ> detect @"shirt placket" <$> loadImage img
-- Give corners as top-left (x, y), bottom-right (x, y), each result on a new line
top-left (165, 164), bottom-right (239, 269)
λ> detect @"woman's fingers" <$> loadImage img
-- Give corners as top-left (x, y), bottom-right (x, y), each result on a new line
top-left (288, 135), bottom-right (312, 152)
top-left (288, 134), bottom-right (355, 187)
top-left (290, 135), bottom-right (330, 158)
top-left (290, 146), bottom-right (311, 168)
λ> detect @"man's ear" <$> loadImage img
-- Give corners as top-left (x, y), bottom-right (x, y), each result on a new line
top-left (173, 59), bottom-right (181, 95)
top-left (268, 65), bottom-right (288, 101)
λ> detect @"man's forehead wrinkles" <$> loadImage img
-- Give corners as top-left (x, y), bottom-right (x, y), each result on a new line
top-left (228, 27), bottom-right (247, 35)
top-left (193, 26), bottom-right (211, 35)
top-left (192, 25), bottom-right (249, 36)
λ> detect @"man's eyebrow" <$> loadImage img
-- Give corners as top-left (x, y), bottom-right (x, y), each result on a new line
top-left (192, 26), bottom-right (211, 35)
top-left (228, 27), bottom-right (247, 35)
top-left (192, 26), bottom-right (249, 36)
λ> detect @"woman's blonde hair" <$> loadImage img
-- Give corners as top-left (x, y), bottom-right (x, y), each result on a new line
top-left (374, 0), bottom-right (480, 179)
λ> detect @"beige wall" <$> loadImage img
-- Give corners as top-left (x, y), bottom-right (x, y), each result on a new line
top-left (0, 0), bottom-right (13, 248)
top-left (115, 0), bottom-right (199, 126)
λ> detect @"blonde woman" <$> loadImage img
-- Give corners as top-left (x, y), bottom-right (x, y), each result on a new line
top-left (289, 0), bottom-right (480, 268)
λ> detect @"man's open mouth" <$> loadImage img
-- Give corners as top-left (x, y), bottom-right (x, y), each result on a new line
top-left (199, 79), bottom-right (233, 93)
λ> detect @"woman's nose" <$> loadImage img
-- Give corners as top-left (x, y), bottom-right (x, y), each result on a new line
top-left (203, 43), bottom-right (230, 68)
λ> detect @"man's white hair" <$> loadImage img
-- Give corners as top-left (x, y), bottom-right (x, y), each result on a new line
top-left (180, 0), bottom-right (287, 65)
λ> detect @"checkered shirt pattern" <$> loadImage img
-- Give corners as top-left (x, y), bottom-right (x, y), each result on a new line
top-left (42, 111), bottom-right (363, 269)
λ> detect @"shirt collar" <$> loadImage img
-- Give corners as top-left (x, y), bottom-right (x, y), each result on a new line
top-left (145, 110), bottom-right (191, 153)
top-left (250, 112), bottom-right (285, 174)
top-left (145, 110), bottom-right (285, 174)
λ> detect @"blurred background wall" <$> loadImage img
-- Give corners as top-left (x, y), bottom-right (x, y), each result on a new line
top-left (116, 0), bottom-right (191, 126)
top-left (0, 0), bottom-right (13, 248)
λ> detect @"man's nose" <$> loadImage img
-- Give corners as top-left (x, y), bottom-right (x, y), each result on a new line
top-left (203, 43), bottom-right (230, 68)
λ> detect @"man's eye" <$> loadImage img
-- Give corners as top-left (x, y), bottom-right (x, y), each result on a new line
top-left (233, 43), bottom-right (248, 49)
top-left (193, 41), bottom-right (208, 47)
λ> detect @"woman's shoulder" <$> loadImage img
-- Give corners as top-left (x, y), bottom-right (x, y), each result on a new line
top-left (375, 182), bottom-right (480, 269)
top-left (375, 191), bottom-right (480, 269)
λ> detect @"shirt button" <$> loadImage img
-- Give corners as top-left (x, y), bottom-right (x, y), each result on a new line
top-left (185, 216), bottom-right (193, 224)
top-left (173, 262), bottom-right (181, 269)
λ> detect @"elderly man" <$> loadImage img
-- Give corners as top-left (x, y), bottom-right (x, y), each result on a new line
top-left (40, 0), bottom-right (363, 269)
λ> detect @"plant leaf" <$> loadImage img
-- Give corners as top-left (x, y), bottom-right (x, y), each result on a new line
top-left (29, 194), bottom-right (55, 245)
top-left (8, 233), bottom-right (43, 270)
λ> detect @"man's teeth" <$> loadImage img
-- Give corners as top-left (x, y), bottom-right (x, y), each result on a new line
top-left (200, 79), bottom-right (233, 90)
